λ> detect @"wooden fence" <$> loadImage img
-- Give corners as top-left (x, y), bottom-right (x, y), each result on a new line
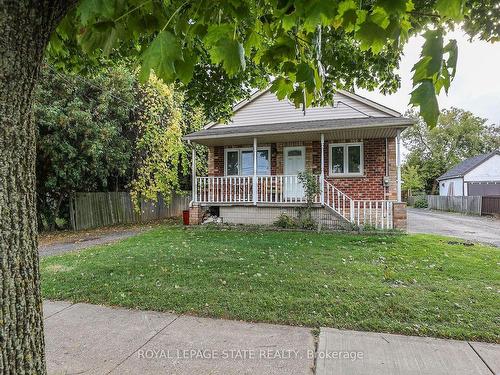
top-left (426, 195), bottom-right (482, 215)
top-left (481, 196), bottom-right (500, 216)
top-left (69, 191), bottom-right (191, 230)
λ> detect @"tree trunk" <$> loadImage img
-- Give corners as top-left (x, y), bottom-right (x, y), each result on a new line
top-left (0, 2), bottom-right (73, 373)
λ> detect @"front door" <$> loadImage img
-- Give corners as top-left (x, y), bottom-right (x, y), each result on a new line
top-left (284, 146), bottom-right (306, 200)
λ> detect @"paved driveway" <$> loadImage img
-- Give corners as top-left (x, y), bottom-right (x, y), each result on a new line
top-left (407, 208), bottom-right (500, 247)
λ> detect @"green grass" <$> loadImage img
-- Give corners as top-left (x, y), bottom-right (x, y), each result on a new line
top-left (41, 226), bottom-right (500, 342)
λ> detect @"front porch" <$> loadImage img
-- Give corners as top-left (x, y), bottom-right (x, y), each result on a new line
top-left (192, 174), bottom-right (402, 229)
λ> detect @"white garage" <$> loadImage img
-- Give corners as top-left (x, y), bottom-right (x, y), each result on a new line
top-left (438, 151), bottom-right (500, 196)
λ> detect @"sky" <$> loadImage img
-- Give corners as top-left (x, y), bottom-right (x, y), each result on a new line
top-left (357, 29), bottom-right (500, 126)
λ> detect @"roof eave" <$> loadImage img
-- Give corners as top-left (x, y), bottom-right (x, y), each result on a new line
top-left (184, 120), bottom-right (414, 142)
top-left (437, 175), bottom-right (463, 181)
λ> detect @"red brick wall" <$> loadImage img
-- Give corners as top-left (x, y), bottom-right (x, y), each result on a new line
top-left (207, 138), bottom-right (397, 200)
top-left (321, 139), bottom-right (386, 200)
top-left (208, 146), bottom-right (224, 176)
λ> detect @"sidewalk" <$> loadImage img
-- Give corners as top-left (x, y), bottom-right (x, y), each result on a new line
top-left (44, 301), bottom-right (315, 374)
top-left (44, 301), bottom-right (499, 375)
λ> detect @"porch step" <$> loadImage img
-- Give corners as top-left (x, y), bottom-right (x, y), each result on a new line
top-left (317, 206), bottom-right (351, 231)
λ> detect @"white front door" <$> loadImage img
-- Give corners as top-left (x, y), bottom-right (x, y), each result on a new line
top-left (284, 146), bottom-right (306, 200)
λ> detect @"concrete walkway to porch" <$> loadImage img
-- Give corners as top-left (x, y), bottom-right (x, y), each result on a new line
top-left (44, 301), bottom-right (499, 375)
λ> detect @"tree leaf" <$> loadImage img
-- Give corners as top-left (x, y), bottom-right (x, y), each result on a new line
top-left (174, 51), bottom-right (198, 84)
top-left (410, 80), bottom-right (439, 128)
top-left (209, 39), bottom-right (246, 76)
top-left (77, 0), bottom-right (115, 25)
top-left (204, 24), bottom-right (233, 46)
top-left (296, 63), bottom-right (316, 92)
top-left (303, 0), bottom-right (337, 32)
top-left (435, 61), bottom-right (450, 95)
top-left (371, 7), bottom-right (390, 29)
top-left (376, 0), bottom-right (407, 14)
top-left (355, 18), bottom-right (387, 53)
top-left (139, 31), bottom-right (180, 82)
top-left (412, 29), bottom-right (443, 84)
top-left (79, 22), bottom-right (118, 55)
top-left (421, 29), bottom-right (444, 77)
top-left (444, 39), bottom-right (458, 78)
top-left (335, 0), bottom-right (358, 31)
top-left (436, 0), bottom-right (465, 20)
top-left (204, 24), bottom-right (246, 76)
top-left (270, 77), bottom-right (294, 100)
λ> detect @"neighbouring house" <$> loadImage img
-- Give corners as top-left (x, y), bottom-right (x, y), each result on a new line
top-left (437, 150), bottom-right (500, 197)
top-left (184, 88), bottom-right (414, 229)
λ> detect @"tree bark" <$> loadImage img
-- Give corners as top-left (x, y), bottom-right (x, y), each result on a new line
top-left (0, 2), bottom-right (74, 373)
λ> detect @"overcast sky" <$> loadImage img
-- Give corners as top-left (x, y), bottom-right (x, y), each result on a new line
top-left (357, 29), bottom-right (500, 126)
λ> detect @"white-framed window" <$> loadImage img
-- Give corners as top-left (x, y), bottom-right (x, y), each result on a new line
top-left (329, 142), bottom-right (364, 176)
top-left (224, 147), bottom-right (271, 176)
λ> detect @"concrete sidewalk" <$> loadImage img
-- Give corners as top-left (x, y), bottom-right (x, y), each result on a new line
top-left (44, 301), bottom-right (499, 375)
top-left (44, 301), bottom-right (315, 374)
top-left (316, 328), bottom-right (499, 375)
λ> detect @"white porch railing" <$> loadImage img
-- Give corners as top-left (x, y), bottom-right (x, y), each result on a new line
top-left (195, 175), bottom-right (394, 229)
top-left (351, 200), bottom-right (393, 229)
top-left (323, 180), bottom-right (393, 229)
top-left (195, 175), bottom-right (320, 204)
top-left (196, 176), bottom-right (253, 203)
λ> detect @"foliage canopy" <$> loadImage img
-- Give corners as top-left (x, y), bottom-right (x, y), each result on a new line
top-left (48, 0), bottom-right (500, 127)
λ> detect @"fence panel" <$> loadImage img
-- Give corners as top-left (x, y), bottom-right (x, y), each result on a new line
top-left (71, 191), bottom-right (190, 230)
top-left (426, 195), bottom-right (482, 215)
top-left (481, 196), bottom-right (500, 216)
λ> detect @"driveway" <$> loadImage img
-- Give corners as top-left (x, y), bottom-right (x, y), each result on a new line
top-left (407, 208), bottom-right (500, 247)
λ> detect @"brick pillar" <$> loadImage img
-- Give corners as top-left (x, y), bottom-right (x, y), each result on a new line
top-left (189, 205), bottom-right (205, 225)
top-left (392, 202), bottom-right (407, 230)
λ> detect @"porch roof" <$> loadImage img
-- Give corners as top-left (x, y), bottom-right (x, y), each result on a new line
top-left (184, 117), bottom-right (414, 146)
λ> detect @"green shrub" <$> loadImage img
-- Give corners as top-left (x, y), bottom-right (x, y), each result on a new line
top-left (298, 214), bottom-right (317, 230)
top-left (274, 213), bottom-right (298, 229)
top-left (413, 196), bottom-right (428, 208)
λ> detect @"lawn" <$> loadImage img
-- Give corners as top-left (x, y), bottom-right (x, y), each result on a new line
top-left (41, 226), bottom-right (500, 342)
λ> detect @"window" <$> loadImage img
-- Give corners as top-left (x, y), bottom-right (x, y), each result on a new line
top-left (329, 143), bottom-right (363, 176)
top-left (225, 148), bottom-right (270, 176)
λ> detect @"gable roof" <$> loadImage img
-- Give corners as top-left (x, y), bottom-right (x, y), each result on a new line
top-left (437, 150), bottom-right (500, 181)
top-left (205, 87), bottom-right (401, 129)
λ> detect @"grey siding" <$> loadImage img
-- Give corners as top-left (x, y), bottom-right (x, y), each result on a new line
top-left (213, 91), bottom-right (392, 128)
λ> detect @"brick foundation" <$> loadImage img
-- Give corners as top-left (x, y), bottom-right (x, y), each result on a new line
top-left (392, 202), bottom-right (407, 230)
top-left (189, 204), bottom-right (205, 225)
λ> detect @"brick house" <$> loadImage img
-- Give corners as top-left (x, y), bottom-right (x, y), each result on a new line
top-left (184, 88), bottom-right (412, 230)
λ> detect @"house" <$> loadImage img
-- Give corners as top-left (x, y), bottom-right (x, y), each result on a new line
top-left (437, 151), bottom-right (500, 196)
top-left (184, 88), bottom-right (414, 229)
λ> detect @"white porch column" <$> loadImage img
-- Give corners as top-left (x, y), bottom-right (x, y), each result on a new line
top-left (320, 133), bottom-right (325, 205)
top-left (396, 129), bottom-right (402, 202)
top-left (253, 137), bottom-right (258, 205)
top-left (191, 145), bottom-right (197, 203)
